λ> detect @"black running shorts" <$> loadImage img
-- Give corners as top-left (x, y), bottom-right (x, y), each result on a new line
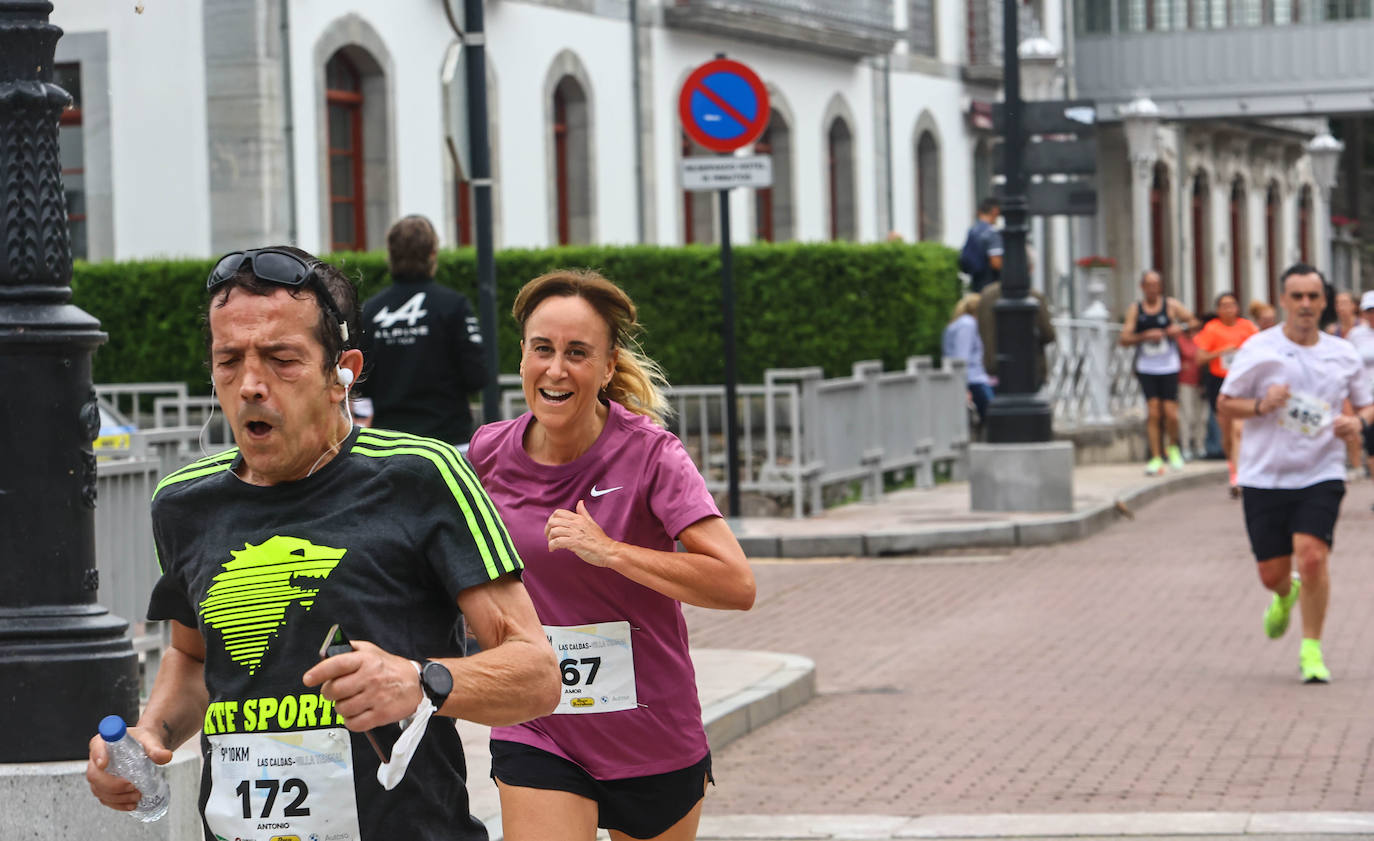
top-left (1137, 372), bottom-right (1180, 402)
top-left (1363, 421), bottom-right (1374, 458)
top-left (1241, 480), bottom-right (1345, 561)
top-left (490, 740), bottom-right (713, 839)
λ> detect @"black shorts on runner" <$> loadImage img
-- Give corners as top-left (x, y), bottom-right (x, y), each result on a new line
top-left (1137, 372), bottom-right (1179, 402)
top-left (1241, 480), bottom-right (1345, 560)
top-left (1364, 422), bottom-right (1374, 458)
top-left (490, 740), bottom-right (713, 839)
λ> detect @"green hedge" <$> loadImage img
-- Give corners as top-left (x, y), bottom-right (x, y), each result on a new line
top-left (71, 242), bottom-right (959, 392)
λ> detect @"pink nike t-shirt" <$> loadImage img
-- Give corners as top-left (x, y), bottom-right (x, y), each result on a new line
top-left (468, 400), bottom-right (722, 779)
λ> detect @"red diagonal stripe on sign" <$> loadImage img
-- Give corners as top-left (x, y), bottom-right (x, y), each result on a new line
top-left (692, 79), bottom-right (757, 135)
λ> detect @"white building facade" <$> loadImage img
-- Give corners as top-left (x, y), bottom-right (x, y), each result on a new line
top-left (51, 0), bottom-right (1005, 262)
top-left (1072, 3), bottom-right (1366, 313)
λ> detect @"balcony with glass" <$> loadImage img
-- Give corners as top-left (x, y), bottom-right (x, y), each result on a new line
top-left (1074, 1), bottom-right (1374, 118)
top-left (662, 0), bottom-right (900, 57)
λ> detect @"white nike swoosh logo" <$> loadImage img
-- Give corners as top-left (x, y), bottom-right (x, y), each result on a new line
top-left (589, 485), bottom-right (623, 498)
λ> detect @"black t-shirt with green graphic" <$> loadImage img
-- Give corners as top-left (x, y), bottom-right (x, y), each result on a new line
top-left (147, 425), bottom-right (521, 841)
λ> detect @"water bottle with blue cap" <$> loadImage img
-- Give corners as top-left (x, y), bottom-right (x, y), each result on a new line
top-left (97, 714), bottom-right (169, 822)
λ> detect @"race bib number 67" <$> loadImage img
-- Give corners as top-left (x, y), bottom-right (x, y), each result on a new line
top-left (544, 621), bottom-right (636, 714)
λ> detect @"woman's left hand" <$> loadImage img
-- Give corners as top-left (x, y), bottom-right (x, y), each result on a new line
top-left (546, 500), bottom-right (618, 567)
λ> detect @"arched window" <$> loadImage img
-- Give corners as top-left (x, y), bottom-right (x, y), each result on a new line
top-left (681, 131), bottom-right (716, 244)
top-left (326, 52), bottom-right (365, 251)
top-left (1191, 171), bottom-right (1211, 315)
top-left (973, 139), bottom-right (993, 208)
top-left (552, 76), bottom-right (592, 245)
top-left (1149, 162), bottom-right (1170, 289)
top-left (916, 130), bottom-right (942, 241)
top-left (1298, 185), bottom-right (1312, 265)
top-left (1265, 182), bottom-right (1280, 304)
top-left (1230, 176), bottom-right (1248, 308)
top-left (827, 117), bottom-right (856, 241)
top-left (447, 139), bottom-right (473, 247)
top-left (754, 109), bottom-right (793, 242)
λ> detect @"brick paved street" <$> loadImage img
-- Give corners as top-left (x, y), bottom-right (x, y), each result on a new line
top-left (687, 481), bottom-right (1374, 818)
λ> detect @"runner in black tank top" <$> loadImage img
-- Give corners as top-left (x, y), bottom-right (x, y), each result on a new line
top-left (1121, 270), bottom-right (1198, 476)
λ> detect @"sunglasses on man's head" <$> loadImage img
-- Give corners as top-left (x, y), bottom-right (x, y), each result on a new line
top-left (207, 248), bottom-right (349, 344)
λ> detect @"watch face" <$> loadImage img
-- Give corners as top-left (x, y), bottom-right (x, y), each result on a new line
top-left (423, 660), bottom-right (454, 700)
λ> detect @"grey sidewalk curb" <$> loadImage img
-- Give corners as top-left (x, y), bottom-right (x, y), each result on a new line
top-left (736, 467), bottom-right (1228, 559)
top-left (701, 651), bottom-right (817, 751)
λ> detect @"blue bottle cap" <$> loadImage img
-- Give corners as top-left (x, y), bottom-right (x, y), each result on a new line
top-left (98, 714), bottom-right (127, 742)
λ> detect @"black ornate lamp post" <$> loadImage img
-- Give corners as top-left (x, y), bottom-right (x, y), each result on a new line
top-left (0, 0), bottom-right (138, 762)
top-left (985, 0), bottom-right (1053, 443)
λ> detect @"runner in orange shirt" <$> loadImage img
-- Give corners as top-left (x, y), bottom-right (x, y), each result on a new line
top-left (1195, 291), bottom-right (1259, 495)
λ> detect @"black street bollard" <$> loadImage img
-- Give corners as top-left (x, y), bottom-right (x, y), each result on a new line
top-left (0, 0), bottom-right (138, 762)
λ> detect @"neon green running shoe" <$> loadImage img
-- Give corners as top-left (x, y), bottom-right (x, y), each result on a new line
top-left (1300, 639), bottom-right (1330, 684)
top-left (1145, 457), bottom-right (1164, 476)
top-left (1167, 445), bottom-right (1185, 471)
top-left (1264, 577), bottom-right (1301, 639)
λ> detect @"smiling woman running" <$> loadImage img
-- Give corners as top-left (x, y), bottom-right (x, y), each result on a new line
top-left (466, 269), bottom-right (756, 841)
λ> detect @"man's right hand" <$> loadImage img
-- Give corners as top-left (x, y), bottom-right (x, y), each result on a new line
top-left (1259, 383), bottom-right (1291, 414)
top-left (86, 726), bottom-right (172, 812)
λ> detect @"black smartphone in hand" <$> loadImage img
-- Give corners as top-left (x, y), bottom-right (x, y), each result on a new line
top-left (319, 623), bottom-right (354, 660)
top-left (317, 623), bottom-right (394, 764)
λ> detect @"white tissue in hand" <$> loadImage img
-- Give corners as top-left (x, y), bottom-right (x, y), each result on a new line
top-left (376, 697), bottom-right (435, 791)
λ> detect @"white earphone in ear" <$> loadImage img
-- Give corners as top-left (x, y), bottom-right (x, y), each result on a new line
top-left (337, 367), bottom-right (354, 388)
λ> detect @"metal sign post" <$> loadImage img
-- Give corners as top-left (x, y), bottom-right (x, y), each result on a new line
top-left (678, 57), bottom-right (770, 519)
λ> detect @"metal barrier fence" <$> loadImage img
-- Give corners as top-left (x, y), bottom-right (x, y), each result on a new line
top-left (96, 381), bottom-right (188, 427)
top-left (501, 357), bottom-right (969, 518)
top-left (94, 424), bottom-right (228, 694)
top-left (1045, 316), bottom-right (1144, 430)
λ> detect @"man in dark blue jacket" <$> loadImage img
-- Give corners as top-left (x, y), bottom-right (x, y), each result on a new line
top-left (360, 215), bottom-right (488, 445)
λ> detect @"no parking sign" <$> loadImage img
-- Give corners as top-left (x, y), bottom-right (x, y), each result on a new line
top-left (678, 58), bottom-right (770, 153)
top-left (676, 57), bottom-right (771, 520)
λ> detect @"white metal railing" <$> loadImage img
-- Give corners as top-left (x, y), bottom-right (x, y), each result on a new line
top-left (96, 381), bottom-right (187, 426)
top-left (1046, 316), bottom-right (1144, 430)
top-left (95, 423), bottom-right (230, 694)
top-left (499, 357), bottom-right (969, 518)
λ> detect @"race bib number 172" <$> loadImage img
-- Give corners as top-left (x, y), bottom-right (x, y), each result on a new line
top-left (204, 729), bottom-right (361, 841)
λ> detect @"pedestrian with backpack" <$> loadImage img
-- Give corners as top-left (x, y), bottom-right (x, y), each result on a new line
top-left (959, 197), bottom-right (1003, 293)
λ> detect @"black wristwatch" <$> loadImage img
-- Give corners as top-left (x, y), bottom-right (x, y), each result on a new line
top-left (417, 660), bottom-right (453, 708)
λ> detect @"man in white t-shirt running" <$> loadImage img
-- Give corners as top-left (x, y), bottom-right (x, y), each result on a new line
top-left (1218, 264), bottom-right (1374, 683)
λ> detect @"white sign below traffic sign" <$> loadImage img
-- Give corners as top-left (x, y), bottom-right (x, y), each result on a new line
top-left (681, 155), bottom-right (773, 191)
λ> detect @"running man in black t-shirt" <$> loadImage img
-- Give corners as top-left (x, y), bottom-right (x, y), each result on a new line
top-left (85, 246), bottom-right (559, 840)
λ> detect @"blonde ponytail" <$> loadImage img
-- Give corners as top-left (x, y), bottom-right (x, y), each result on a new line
top-left (513, 269), bottom-right (673, 425)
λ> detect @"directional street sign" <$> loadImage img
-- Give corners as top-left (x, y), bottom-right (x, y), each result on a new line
top-left (997, 180), bottom-right (1098, 217)
top-left (993, 138), bottom-right (1097, 176)
top-left (678, 58), bottom-right (771, 153)
top-left (681, 155), bottom-right (773, 191)
top-left (992, 99), bottom-right (1097, 136)
top-left (993, 97), bottom-right (1098, 216)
